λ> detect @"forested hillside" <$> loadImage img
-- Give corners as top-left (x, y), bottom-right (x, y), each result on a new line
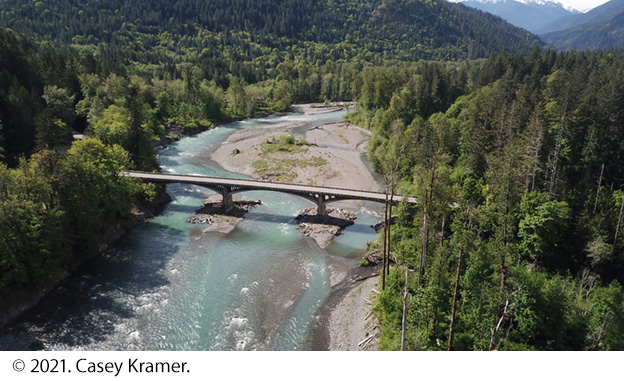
top-left (0, 0), bottom-right (540, 66)
top-left (538, 0), bottom-right (624, 34)
top-left (541, 6), bottom-right (624, 50)
top-left (349, 49), bottom-right (624, 350)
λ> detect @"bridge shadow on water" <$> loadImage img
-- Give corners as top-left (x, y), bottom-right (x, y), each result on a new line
top-left (163, 199), bottom-right (379, 238)
top-left (0, 224), bottom-right (186, 350)
top-left (244, 210), bottom-right (379, 240)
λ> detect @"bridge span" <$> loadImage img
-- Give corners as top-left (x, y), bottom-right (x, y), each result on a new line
top-left (122, 171), bottom-right (417, 216)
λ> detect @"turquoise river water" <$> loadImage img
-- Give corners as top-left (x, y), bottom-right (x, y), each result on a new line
top-left (0, 108), bottom-right (382, 350)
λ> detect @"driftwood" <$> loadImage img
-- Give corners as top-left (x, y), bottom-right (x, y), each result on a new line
top-left (358, 333), bottom-right (378, 349)
top-left (353, 273), bottom-right (379, 282)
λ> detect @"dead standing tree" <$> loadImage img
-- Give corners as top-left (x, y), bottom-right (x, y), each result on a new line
top-left (448, 206), bottom-right (471, 351)
top-left (380, 125), bottom-right (407, 290)
top-left (615, 193), bottom-right (624, 245)
top-left (413, 150), bottom-right (449, 287)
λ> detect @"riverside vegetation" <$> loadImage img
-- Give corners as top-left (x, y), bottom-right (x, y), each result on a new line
top-left (0, 0), bottom-right (623, 350)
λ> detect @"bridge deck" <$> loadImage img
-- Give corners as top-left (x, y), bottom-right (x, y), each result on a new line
top-left (123, 171), bottom-right (417, 204)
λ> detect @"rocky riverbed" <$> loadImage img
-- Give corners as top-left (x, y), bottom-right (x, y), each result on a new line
top-left (295, 207), bottom-right (357, 249)
top-left (187, 199), bottom-right (262, 234)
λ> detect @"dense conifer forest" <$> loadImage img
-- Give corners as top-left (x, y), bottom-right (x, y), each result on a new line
top-left (348, 49), bottom-right (624, 350)
top-left (0, 0), bottom-right (539, 64)
top-left (0, 0), bottom-right (623, 350)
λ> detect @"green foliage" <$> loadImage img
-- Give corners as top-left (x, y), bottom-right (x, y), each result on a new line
top-left (0, 0), bottom-right (540, 71)
top-left (92, 104), bottom-right (132, 148)
top-left (0, 139), bottom-right (146, 309)
top-left (518, 192), bottom-right (571, 270)
top-left (35, 109), bottom-right (73, 150)
top-left (261, 135), bottom-right (310, 154)
top-left (369, 49), bottom-right (624, 351)
top-left (588, 282), bottom-right (624, 350)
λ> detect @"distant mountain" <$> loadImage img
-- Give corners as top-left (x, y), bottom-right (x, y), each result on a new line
top-left (540, 0), bottom-right (624, 50)
top-left (459, 0), bottom-right (577, 33)
top-left (537, 0), bottom-right (624, 34)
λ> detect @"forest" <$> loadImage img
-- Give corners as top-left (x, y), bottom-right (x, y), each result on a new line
top-left (351, 49), bottom-right (624, 350)
top-left (0, 0), bottom-right (623, 350)
top-left (0, 0), bottom-right (540, 66)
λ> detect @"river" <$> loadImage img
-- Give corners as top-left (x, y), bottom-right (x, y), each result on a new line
top-left (0, 108), bottom-right (382, 351)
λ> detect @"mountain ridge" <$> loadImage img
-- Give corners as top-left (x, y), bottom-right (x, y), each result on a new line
top-left (537, 0), bottom-right (624, 34)
top-left (540, 0), bottom-right (624, 49)
top-left (0, 0), bottom-right (541, 63)
top-left (458, 0), bottom-right (577, 33)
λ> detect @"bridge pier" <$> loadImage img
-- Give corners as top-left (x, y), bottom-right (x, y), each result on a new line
top-left (221, 186), bottom-right (234, 212)
top-left (316, 193), bottom-right (328, 217)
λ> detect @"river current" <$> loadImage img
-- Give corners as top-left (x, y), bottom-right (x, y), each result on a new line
top-left (0, 108), bottom-right (382, 351)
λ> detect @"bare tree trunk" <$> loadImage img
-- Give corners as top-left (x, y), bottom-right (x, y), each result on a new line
top-left (489, 299), bottom-right (509, 351)
top-left (419, 201), bottom-right (428, 286)
top-left (401, 252), bottom-right (409, 351)
top-left (448, 207), bottom-right (470, 351)
top-left (448, 245), bottom-right (463, 351)
top-left (497, 255), bottom-right (507, 322)
top-left (382, 195), bottom-right (388, 290)
top-left (524, 107), bottom-right (544, 193)
top-left (615, 196), bottom-right (624, 245)
top-left (495, 191), bottom-right (510, 335)
top-left (440, 214), bottom-right (445, 248)
top-left (547, 109), bottom-right (566, 201)
top-left (590, 312), bottom-right (609, 351)
top-left (386, 192), bottom-right (394, 279)
top-left (593, 163), bottom-right (605, 215)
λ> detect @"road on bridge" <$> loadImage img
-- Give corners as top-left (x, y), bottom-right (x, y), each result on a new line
top-left (122, 171), bottom-right (417, 205)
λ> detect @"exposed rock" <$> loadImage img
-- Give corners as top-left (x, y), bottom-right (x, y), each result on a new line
top-left (371, 216), bottom-right (397, 232)
top-left (295, 207), bottom-right (357, 248)
top-left (360, 250), bottom-right (383, 267)
top-left (187, 199), bottom-right (261, 234)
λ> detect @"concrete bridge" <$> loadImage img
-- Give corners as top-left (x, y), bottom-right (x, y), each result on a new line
top-left (122, 171), bottom-right (417, 216)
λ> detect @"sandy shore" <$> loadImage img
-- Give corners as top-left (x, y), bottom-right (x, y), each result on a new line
top-left (210, 104), bottom-right (381, 350)
top-left (308, 263), bottom-right (381, 351)
top-left (329, 275), bottom-right (380, 350)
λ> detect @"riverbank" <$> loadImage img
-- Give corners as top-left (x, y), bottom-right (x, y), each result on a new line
top-left (309, 264), bottom-right (380, 350)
